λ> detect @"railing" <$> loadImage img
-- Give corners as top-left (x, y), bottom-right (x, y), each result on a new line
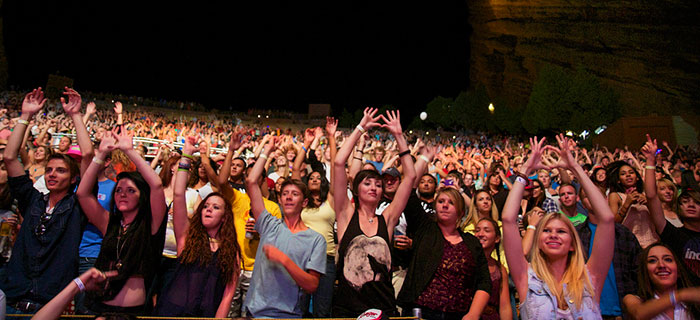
top-left (49, 133), bottom-right (229, 158)
top-left (7, 315), bottom-right (420, 320)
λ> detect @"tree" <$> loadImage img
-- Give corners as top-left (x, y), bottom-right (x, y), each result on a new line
top-left (522, 64), bottom-right (621, 135)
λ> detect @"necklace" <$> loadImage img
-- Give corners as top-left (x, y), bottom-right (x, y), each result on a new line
top-left (115, 220), bottom-right (131, 270)
top-left (368, 216), bottom-right (375, 223)
top-left (209, 237), bottom-right (221, 244)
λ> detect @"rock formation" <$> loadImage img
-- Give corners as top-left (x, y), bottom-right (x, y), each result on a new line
top-left (467, 0), bottom-right (700, 116)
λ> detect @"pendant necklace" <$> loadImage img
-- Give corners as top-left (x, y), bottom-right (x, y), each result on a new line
top-left (115, 220), bottom-right (131, 270)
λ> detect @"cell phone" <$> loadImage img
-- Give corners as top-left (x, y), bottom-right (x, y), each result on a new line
top-left (655, 148), bottom-right (662, 155)
top-left (444, 178), bottom-right (454, 186)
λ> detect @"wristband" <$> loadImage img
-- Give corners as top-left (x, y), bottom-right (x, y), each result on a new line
top-left (302, 146), bottom-right (307, 152)
top-left (398, 150), bottom-right (410, 158)
top-left (182, 153), bottom-right (195, 161)
top-left (356, 124), bottom-right (366, 134)
top-left (527, 225), bottom-right (537, 231)
top-left (419, 155), bottom-right (430, 163)
top-left (515, 176), bottom-right (529, 187)
top-left (92, 157), bottom-right (105, 165)
top-left (73, 277), bottom-right (86, 292)
top-left (177, 168), bottom-right (190, 172)
top-left (17, 119), bottom-right (29, 125)
top-left (645, 165), bottom-right (656, 170)
top-left (669, 290), bottom-right (678, 307)
top-left (259, 153), bottom-right (268, 160)
top-left (178, 162), bottom-right (192, 170)
top-left (354, 157), bottom-right (363, 161)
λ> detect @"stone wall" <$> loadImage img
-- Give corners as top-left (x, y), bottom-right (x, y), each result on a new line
top-left (467, 0), bottom-right (700, 116)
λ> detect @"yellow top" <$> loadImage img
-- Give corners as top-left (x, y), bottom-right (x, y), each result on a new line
top-left (228, 189), bottom-right (282, 271)
top-left (301, 201), bottom-right (336, 256)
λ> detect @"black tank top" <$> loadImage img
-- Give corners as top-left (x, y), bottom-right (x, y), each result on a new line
top-left (333, 209), bottom-right (396, 317)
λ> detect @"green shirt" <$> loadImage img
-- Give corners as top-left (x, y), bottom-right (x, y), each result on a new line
top-left (560, 211), bottom-right (587, 227)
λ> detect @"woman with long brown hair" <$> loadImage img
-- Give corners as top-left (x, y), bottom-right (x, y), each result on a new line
top-left (622, 242), bottom-right (700, 319)
top-left (155, 136), bottom-right (241, 317)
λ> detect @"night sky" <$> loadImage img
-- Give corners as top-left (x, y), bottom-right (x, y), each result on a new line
top-left (3, 0), bottom-right (471, 116)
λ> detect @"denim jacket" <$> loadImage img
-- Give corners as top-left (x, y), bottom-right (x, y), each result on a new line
top-left (0, 174), bottom-right (83, 304)
top-left (519, 267), bottom-right (602, 320)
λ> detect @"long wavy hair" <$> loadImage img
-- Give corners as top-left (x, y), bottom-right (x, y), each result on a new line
top-left (179, 192), bottom-right (241, 284)
top-left (159, 155), bottom-right (181, 187)
top-left (635, 242), bottom-right (700, 318)
top-left (462, 189), bottom-right (499, 230)
top-left (530, 212), bottom-right (594, 310)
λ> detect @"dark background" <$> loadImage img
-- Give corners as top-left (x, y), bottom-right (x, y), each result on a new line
top-left (2, 0), bottom-right (471, 117)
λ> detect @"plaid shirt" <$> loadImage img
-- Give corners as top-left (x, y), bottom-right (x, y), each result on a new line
top-left (541, 197), bottom-right (559, 214)
top-left (577, 219), bottom-right (641, 319)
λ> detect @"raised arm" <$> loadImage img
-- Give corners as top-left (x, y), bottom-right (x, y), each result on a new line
top-left (77, 132), bottom-right (117, 235)
top-left (551, 134), bottom-right (615, 299)
top-left (642, 134), bottom-right (667, 234)
top-left (325, 117), bottom-right (338, 201)
top-left (116, 129), bottom-right (166, 235)
top-left (61, 88), bottom-right (94, 176)
top-left (173, 136), bottom-right (197, 255)
top-left (503, 137), bottom-right (548, 299)
top-left (5, 88), bottom-right (46, 177)
top-left (348, 132), bottom-right (366, 181)
top-left (413, 145), bottom-right (436, 188)
top-left (245, 136), bottom-right (276, 221)
top-left (333, 108), bottom-right (382, 238)
top-left (378, 110), bottom-right (416, 234)
top-left (198, 138), bottom-right (219, 193)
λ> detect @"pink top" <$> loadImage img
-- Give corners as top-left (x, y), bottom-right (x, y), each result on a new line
top-left (617, 193), bottom-right (660, 248)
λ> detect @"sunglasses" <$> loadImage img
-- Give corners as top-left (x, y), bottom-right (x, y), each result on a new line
top-left (34, 206), bottom-right (54, 236)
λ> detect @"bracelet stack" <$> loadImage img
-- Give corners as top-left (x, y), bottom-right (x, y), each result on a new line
top-left (182, 153), bottom-right (195, 161)
top-left (178, 162), bottom-right (191, 171)
top-left (356, 124), bottom-right (366, 134)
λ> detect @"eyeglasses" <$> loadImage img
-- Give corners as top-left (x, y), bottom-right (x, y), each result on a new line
top-left (34, 206), bottom-right (54, 236)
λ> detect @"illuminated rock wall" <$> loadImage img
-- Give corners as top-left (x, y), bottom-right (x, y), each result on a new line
top-left (467, 0), bottom-right (700, 115)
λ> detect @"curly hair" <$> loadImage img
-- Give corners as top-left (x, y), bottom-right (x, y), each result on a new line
top-left (179, 192), bottom-right (241, 284)
top-left (606, 161), bottom-right (643, 193)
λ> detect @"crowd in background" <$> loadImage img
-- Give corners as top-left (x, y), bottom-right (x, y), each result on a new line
top-left (0, 87), bottom-right (699, 320)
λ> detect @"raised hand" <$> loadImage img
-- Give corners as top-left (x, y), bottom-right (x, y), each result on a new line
top-left (113, 101), bottom-right (123, 114)
top-left (325, 116), bottom-right (338, 136)
top-left (22, 87), bottom-right (47, 115)
top-left (380, 110), bottom-right (402, 136)
top-left (61, 87), bottom-right (82, 115)
top-left (304, 128), bottom-right (315, 144)
top-left (358, 107), bottom-right (382, 130)
top-left (115, 128), bottom-right (134, 151)
top-left (314, 126), bottom-right (323, 139)
top-left (86, 102), bottom-right (97, 116)
top-left (546, 134), bottom-right (576, 170)
top-left (98, 131), bottom-right (119, 154)
top-left (640, 134), bottom-right (658, 161)
top-left (183, 135), bottom-right (197, 156)
top-left (229, 130), bottom-right (244, 151)
top-left (521, 136), bottom-right (548, 175)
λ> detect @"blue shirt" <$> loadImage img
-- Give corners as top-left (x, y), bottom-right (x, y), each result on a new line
top-left (79, 179), bottom-right (116, 258)
top-left (366, 160), bottom-right (383, 173)
top-left (588, 222), bottom-right (622, 316)
top-left (244, 209), bottom-right (326, 318)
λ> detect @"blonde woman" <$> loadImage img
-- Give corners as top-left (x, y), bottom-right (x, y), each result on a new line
top-left (502, 135), bottom-right (615, 319)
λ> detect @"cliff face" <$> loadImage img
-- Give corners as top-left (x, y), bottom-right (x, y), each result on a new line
top-left (467, 0), bottom-right (700, 115)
